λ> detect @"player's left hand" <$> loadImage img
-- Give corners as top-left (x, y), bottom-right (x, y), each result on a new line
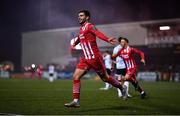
top-left (108, 37), bottom-right (118, 45)
top-left (141, 59), bottom-right (146, 65)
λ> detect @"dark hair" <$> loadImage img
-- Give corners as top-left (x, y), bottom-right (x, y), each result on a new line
top-left (118, 36), bottom-right (129, 43)
top-left (78, 10), bottom-right (91, 19)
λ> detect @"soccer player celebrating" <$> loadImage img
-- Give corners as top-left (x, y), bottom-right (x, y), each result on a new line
top-left (113, 38), bottom-right (132, 98)
top-left (112, 37), bottom-right (146, 99)
top-left (64, 10), bottom-right (127, 108)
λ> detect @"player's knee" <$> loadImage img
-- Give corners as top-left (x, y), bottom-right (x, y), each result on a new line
top-left (97, 71), bottom-right (109, 82)
top-left (102, 78), bottom-right (108, 82)
top-left (73, 74), bottom-right (80, 80)
top-left (102, 75), bottom-right (109, 82)
top-left (124, 75), bottom-right (130, 81)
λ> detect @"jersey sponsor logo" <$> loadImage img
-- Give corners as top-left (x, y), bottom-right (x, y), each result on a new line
top-left (79, 34), bottom-right (85, 40)
top-left (82, 23), bottom-right (89, 31)
top-left (121, 54), bottom-right (129, 59)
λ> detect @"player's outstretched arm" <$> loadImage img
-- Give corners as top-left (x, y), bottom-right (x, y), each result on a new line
top-left (89, 25), bottom-right (117, 45)
top-left (132, 48), bottom-right (146, 65)
top-left (109, 37), bottom-right (118, 45)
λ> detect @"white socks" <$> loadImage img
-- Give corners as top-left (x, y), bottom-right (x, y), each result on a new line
top-left (105, 82), bottom-right (110, 89)
top-left (117, 81), bottom-right (130, 97)
top-left (141, 91), bottom-right (145, 94)
top-left (73, 99), bottom-right (79, 102)
top-left (124, 81), bottom-right (129, 93)
top-left (117, 88), bottom-right (122, 97)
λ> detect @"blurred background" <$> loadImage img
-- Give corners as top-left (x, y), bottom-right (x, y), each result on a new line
top-left (0, 0), bottom-right (180, 82)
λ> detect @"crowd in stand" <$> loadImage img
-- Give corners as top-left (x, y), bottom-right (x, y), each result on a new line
top-left (147, 29), bottom-right (180, 44)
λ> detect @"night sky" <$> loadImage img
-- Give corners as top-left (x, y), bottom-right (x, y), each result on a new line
top-left (0, 0), bottom-right (179, 70)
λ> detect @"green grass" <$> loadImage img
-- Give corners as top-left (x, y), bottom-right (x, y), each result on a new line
top-left (0, 78), bottom-right (180, 115)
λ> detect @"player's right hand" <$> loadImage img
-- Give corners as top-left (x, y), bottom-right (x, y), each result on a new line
top-left (108, 37), bottom-right (118, 45)
top-left (141, 59), bottom-right (146, 66)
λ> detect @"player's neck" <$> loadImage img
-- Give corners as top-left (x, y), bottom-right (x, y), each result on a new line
top-left (124, 45), bottom-right (128, 48)
top-left (81, 21), bottom-right (89, 26)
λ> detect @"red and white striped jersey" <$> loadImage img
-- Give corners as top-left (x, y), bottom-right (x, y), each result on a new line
top-left (112, 46), bottom-right (145, 70)
top-left (75, 22), bottom-right (110, 60)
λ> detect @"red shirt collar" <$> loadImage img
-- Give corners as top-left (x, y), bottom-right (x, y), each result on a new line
top-left (81, 21), bottom-right (89, 26)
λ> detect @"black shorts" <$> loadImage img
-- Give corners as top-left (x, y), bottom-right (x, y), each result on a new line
top-left (106, 69), bottom-right (111, 75)
top-left (116, 68), bottom-right (126, 76)
top-left (49, 73), bottom-right (54, 77)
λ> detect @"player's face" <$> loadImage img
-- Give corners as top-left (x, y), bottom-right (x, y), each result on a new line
top-left (120, 39), bottom-right (128, 48)
top-left (78, 12), bottom-right (88, 25)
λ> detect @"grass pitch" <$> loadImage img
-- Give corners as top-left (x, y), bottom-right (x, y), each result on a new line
top-left (0, 78), bottom-right (180, 115)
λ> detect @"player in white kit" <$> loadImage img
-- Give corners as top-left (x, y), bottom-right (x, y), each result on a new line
top-left (48, 64), bottom-right (55, 82)
top-left (113, 39), bottom-right (132, 98)
top-left (99, 51), bottom-right (113, 90)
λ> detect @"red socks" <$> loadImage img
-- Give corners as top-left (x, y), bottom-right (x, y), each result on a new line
top-left (73, 80), bottom-right (80, 99)
top-left (107, 76), bottom-right (123, 90)
top-left (72, 77), bottom-right (124, 100)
